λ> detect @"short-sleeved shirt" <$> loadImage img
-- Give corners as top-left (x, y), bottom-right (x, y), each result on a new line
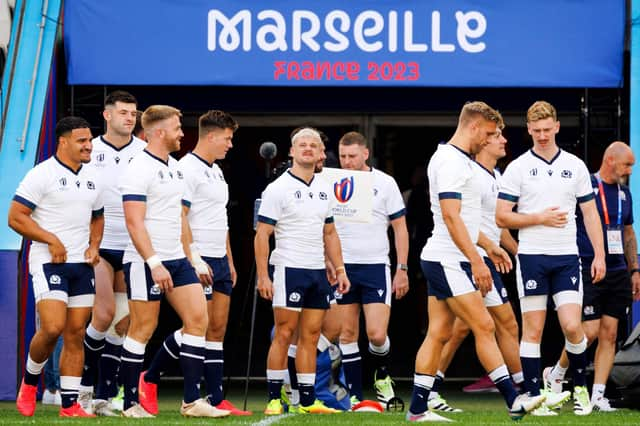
top-left (421, 143), bottom-right (482, 262)
top-left (178, 152), bottom-right (229, 258)
top-left (14, 156), bottom-right (104, 267)
top-left (475, 163), bottom-right (502, 258)
top-left (257, 170), bottom-right (335, 269)
top-left (334, 168), bottom-right (405, 264)
top-left (119, 150), bottom-right (188, 263)
top-left (498, 149), bottom-right (594, 255)
top-left (89, 135), bottom-right (146, 250)
top-left (577, 174), bottom-right (633, 271)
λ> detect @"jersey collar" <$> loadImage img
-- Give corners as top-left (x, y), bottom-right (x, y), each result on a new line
top-left (529, 148), bottom-right (561, 165)
top-left (100, 135), bottom-right (134, 152)
top-left (287, 170), bottom-right (314, 187)
top-left (144, 149), bottom-right (169, 166)
top-left (54, 155), bottom-right (82, 175)
top-left (189, 152), bottom-right (214, 168)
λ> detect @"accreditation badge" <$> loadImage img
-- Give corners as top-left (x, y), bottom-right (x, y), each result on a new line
top-left (606, 227), bottom-right (623, 254)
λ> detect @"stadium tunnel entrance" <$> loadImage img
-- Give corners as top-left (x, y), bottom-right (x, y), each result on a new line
top-left (61, 83), bottom-right (628, 381)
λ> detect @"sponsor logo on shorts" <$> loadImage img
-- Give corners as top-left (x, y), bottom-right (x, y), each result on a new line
top-left (91, 278), bottom-right (95, 287)
top-left (49, 274), bottom-right (61, 285)
top-left (289, 292), bottom-right (301, 302)
top-left (501, 288), bottom-right (508, 298)
top-left (583, 305), bottom-right (594, 315)
top-left (571, 276), bottom-right (578, 285)
top-left (334, 290), bottom-right (342, 300)
top-left (377, 289), bottom-right (384, 297)
top-left (204, 285), bottom-right (213, 295)
top-left (525, 279), bottom-right (537, 290)
top-left (150, 284), bottom-right (161, 295)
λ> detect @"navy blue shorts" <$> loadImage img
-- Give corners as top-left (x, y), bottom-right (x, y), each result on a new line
top-left (30, 262), bottom-right (95, 307)
top-left (203, 255), bottom-right (233, 299)
top-left (516, 254), bottom-right (582, 298)
top-left (484, 257), bottom-right (509, 307)
top-left (271, 265), bottom-right (331, 310)
top-left (582, 267), bottom-right (632, 321)
top-left (421, 260), bottom-right (476, 300)
top-left (333, 263), bottom-right (390, 305)
top-left (99, 249), bottom-right (124, 272)
top-left (124, 257), bottom-right (200, 301)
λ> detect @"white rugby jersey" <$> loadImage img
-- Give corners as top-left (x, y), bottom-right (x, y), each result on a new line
top-left (14, 156), bottom-right (103, 267)
top-left (179, 152), bottom-right (228, 258)
top-left (89, 135), bottom-right (146, 250)
top-left (119, 150), bottom-right (188, 263)
top-left (421, 143), bottom-right (482, 262)
top-left (475, 162), bottom-right (502, 258)
top-left (498, 149), bottom-right (594, 255)
top-left (258, 170), bottom-right (335, 269)
top-left (334, 168), bottom-right (405, 264)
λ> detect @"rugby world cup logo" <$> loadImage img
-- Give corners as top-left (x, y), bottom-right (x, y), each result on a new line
top-left (334, 176), bottom-right (355, 203)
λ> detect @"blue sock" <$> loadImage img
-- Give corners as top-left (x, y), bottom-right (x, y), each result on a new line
top-left (80, 325), bottom-right (106, 387)
top-left (340, 342), bottom-right (363, 400)
top-left (520, 341), bottom-right (541, 396)
top-left (180, 334), bottom-right (205, 404)
top-left (145, 330), bottom-right (181, 384)
top-left (120, 337), bottom-right (146, 410)
top-left (60, 376), bottom-right (81, 409)
top-left (297, 373), bottom-right (316, 407)
top-left (287, 345), bottom-right (298, 391)
top-left (566, 338), bottom-right (588, 387)
top-left (409, 373), bottom-right (434, 414)
top-left (205, 341), bottom-right (224, 406)
top-left (266, 369), bottom-right (286, 401)
top-left (95, 335), bottom-right (123, 400)
top-left (489, 365), bottom-right (517, 408)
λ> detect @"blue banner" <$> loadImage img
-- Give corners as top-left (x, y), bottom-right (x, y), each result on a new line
top-left (64, 0), bottom-right (624, 87)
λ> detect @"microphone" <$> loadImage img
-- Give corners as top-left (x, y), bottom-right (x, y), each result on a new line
top-left (259, 141), bottom-right (277, 160)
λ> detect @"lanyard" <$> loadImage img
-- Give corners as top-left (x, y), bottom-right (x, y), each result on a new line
top-left (594, 173), bottom-right (622, 226)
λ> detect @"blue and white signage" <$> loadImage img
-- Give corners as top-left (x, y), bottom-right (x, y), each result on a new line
top-left (64, 0), bottom-right (624, 87)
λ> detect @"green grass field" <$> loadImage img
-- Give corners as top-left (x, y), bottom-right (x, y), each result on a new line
top-left (1, 382), bottom-right (638, 424)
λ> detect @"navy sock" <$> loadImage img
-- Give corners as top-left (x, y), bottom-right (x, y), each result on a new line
top-left (80, 326), bottom-right (106, 387)
top-left (180, 334), bottom-right (205, 404)
top-left (566, 338), bottom-right (588, 387)
top-left (95, 336), bottom-right (123, 400)
top-left (432, 371), bottom-right (445, 393)
top-left (297, 373), bottom-right (316, 407)
top-left (120, 337), bottom-right (146, 410)
top-left (489, 365), bottom-right (517, 408)
top-left (266, 369), bottom-right (286, 401)
top-left (205, 341), bottom-right (224, 406)
top-left (520, 342), bottom-right (541, 396)
top-left (60, 376), bottom-right (81, 409)
top-left (409, 373), bottom-right (433, 414)
top-left (145, 330), bottom-right (181, 385)
top-left (369, 338), bottom-right (391, 380)
top-left (340, 342), bottom-right (363, 400)
top-left (287, 346), bottom-right (299, 391)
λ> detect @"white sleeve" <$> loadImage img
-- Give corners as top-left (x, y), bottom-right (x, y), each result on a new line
top-left (14, 167), bottom-right (45, 209)
top-left (575, 161), bottom-right (595, 203)
top-left (119, 161), bottom-right (151, 202)
top-left (180, 165), bottom-right (196, 208)
top-left (497, 160), bottom-right (521, 202)
top-left (257, 183), bottom-right (282, 225)
top-left (436, 156), bottom-right (472, 198)
top-left (385, 176), bottom-right (406, 220)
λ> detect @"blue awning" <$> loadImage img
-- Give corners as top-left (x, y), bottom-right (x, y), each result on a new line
top-left (64, 0), bottom-right (625, 87)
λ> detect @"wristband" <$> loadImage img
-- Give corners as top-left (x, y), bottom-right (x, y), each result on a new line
top-left (189, 244), bottom-right (209, 275)
top-left (146, 255), bottom-right (162, 270)
top-left (631, 268), bottom-right (640, 275)
top-left (335, 265), bottom-right (346, 275)
top-left (397, 263), bottom-right (409, 271)
top-left (189, 243), bottom-right (205, 264)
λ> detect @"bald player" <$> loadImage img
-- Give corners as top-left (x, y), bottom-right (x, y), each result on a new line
top-left (544, 141), bottom-right (640, 412)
